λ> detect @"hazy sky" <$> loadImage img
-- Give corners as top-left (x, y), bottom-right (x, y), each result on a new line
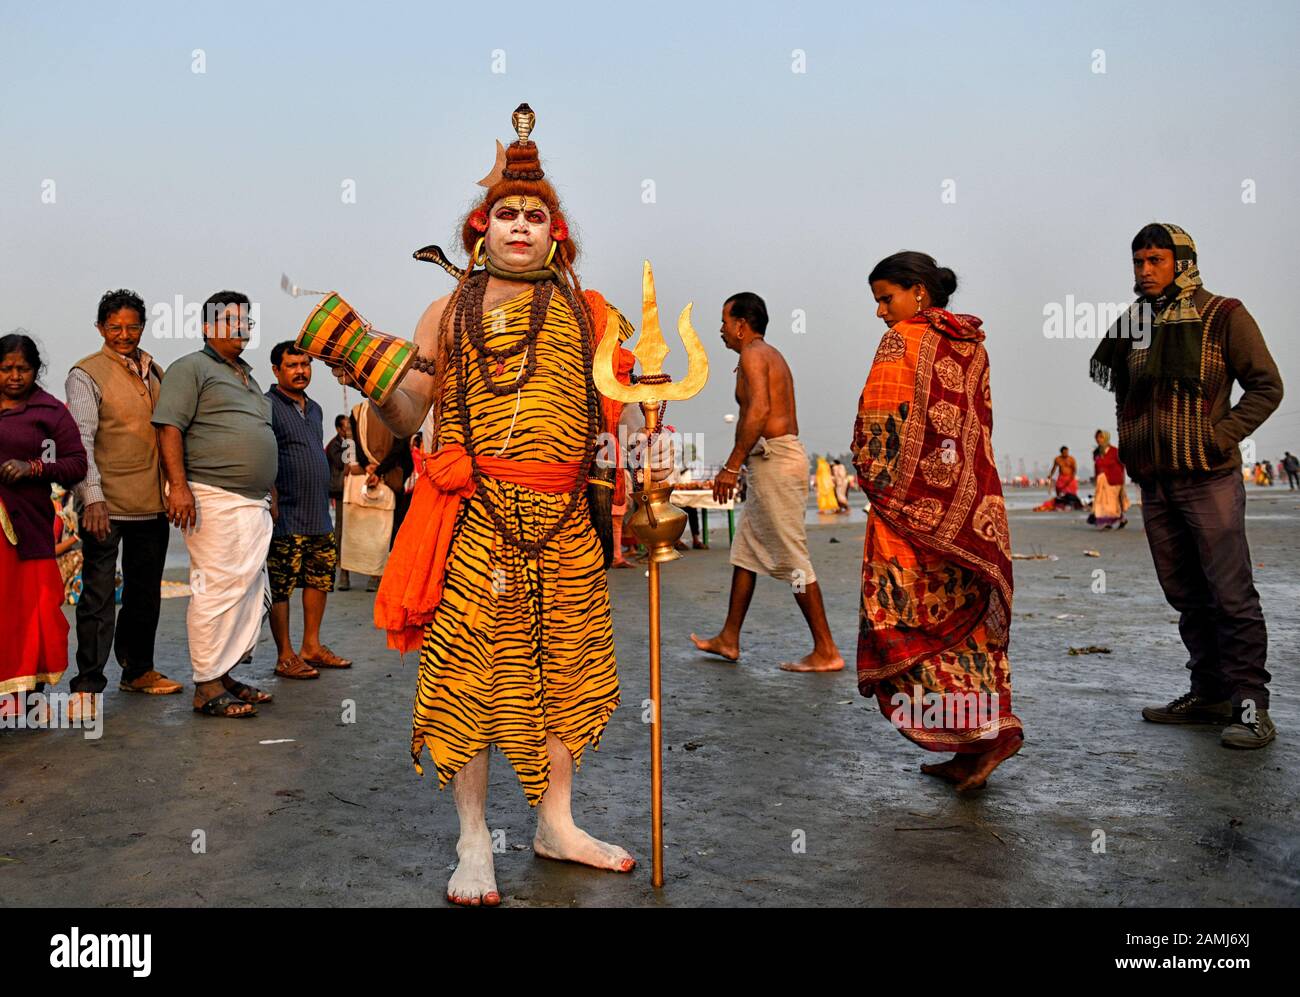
top-left (3, 0), bottom-right (1298, 474)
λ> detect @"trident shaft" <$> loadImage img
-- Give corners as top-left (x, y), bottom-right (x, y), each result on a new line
top-left (593, 260), bottom-right (709, 888)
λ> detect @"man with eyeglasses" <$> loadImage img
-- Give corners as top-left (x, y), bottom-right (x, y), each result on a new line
top-left (65, 289), bottom-right (181, 715)
top-left (152, 290), bottom-right (279, 719)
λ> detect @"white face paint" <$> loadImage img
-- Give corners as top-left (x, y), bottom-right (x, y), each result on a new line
top-left (485, 197), bottom-right (552, 272)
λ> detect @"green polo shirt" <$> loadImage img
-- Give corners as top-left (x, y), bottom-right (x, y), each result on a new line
top-left (152, 343), bottom-right (278, 499)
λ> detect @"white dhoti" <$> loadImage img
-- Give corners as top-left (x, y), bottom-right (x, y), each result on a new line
top-left (730, 435), bottom-right (817, 585)
top-left (184, 482), bottom-right (272, 683)
top-left (339, 474), bottom-right (394, 576)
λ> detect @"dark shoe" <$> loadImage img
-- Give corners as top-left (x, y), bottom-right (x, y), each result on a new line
top-left (222, 678), bottom-right (273, 704)
top-left (1221, 709), bottom-right (1276, 749)
top-left (193, 691), bottom-right (256, 719)
top-left (335, 569), bottom-right (351, 592)
top-left (1141, 691), bottom-right (1233, 725)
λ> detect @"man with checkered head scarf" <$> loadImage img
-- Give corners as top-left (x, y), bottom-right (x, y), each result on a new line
top-left (1091, 222), bottom-right (1283, 748)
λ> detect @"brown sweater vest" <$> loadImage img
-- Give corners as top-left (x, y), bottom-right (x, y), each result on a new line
top-left (74, 348), bottom-right (166, 516)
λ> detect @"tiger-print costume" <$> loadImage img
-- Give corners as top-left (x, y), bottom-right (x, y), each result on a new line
top-left (411, 285), bottom-right (630, 805)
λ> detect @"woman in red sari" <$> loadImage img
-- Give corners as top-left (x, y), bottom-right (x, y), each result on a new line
top-left (0, 333), bottom-right (87, 707)
top-left (1091, 429), bottom-right (1129, 529)
top-left (852, 253), bottom-right (1023, 793)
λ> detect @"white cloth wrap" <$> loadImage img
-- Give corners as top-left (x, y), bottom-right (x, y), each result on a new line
top-left (183, 482), bottom-right (272, 683)
top-left (340, 474), bottom-right (394, 576)
top-left (729, 435), bottom-right (816, 585)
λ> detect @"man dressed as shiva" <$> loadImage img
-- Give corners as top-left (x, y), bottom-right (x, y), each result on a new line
top-left (336, 105), bottom-right (668, 906)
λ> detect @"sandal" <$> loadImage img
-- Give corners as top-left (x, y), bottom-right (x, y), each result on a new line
top-left (193, 691), bottom-right (256, 718)
top-left (223, 679), bottom-right (273, 704)
top-left (67, 691), bottom-right (98, 723)
top-left (302, 646), bottom-right (352, 669)
top-left (120, 670), bottom-right (183, 695)
top-left (29, 698), bottom-right (52, 726)
top-left (275, 656), bottom-right (319, 680)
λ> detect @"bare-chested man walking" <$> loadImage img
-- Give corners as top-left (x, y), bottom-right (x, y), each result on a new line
top-left (691, 293), bottom-right (844, 673)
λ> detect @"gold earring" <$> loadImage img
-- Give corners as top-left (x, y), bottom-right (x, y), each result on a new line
top-left (915, 295), bottom-right (924, 314)
top-left (472, 237), bottom-right (486, 267)
top-left (544, 241), bottom-right (558, 268)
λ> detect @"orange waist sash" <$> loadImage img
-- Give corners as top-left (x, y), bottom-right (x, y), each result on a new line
top-left (373, 443), bottom-right (583, 653)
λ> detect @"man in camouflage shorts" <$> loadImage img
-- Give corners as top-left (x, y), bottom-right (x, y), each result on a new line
top-left (266, 342), bottom-right (352, 679)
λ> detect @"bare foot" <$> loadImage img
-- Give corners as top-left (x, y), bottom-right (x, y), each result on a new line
top-left (779, 650), bottom-right (845, 673)
top-left (446, 831), bottom-right (500, 907)
top-left (690, 632), bottom-right (739, 662)
top-left (534, 817), bottom-right (636, 873)
top-left (920, 755), bottom-right (977, 784)
top-left (955, 735), bottom-right (1023, 794)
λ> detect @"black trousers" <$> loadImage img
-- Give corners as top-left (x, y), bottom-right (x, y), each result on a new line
top-left (71, 514), bottom-right (170, 693)
top-left (390, 489), bottom-right (411, 547)
top-left (1140, 470), bottom-right (1270, 709)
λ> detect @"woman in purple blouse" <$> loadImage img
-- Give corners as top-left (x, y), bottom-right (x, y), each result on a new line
top-left (0, 333), bottom-right (87, 709)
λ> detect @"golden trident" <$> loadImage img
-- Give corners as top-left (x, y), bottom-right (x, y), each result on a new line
top-left (593, 260), bottom-right (709, 889)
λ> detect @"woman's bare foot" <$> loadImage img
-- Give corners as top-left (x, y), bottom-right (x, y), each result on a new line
top-left (446, 830), bottom-right (500, 906)
top-left (534, 817), bottom-right (636, 873)
top-left (920, 755), bottom-right (977, 784)
top-left (690, 632), bottom-right (739, 661)
top-left (779, 650), bottom-right (845, 672)
top-left (955, 735), bottom-right (1023, 794)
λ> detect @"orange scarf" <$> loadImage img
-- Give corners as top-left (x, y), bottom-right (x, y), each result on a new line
top-left (584, 290), bottom-right (636, 505)
top-left (373, 443), bottom-right (583, 652)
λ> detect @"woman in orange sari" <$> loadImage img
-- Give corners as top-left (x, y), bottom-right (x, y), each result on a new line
top-left (852, 253), bottom-right (1023, 793)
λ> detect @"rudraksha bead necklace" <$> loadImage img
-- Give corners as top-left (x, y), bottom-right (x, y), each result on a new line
top-left (450, 271), bottom-right (599, 558)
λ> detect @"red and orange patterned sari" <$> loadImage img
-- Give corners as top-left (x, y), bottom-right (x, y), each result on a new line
top-left (852, 309), bottom-right (1023, 753)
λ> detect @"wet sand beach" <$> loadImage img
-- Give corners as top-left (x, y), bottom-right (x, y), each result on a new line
top-left (2, 488), bottom-right (1297, 907)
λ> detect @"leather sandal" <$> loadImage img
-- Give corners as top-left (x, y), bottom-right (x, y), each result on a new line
top-left (302, 646), bottom-right (351, 669)
top-left (275, 656), bottom-right (319, 680)
top-left (193, 691), bottom-right (256, 718)
top-left (223, 679), bottom-right (273, 704)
